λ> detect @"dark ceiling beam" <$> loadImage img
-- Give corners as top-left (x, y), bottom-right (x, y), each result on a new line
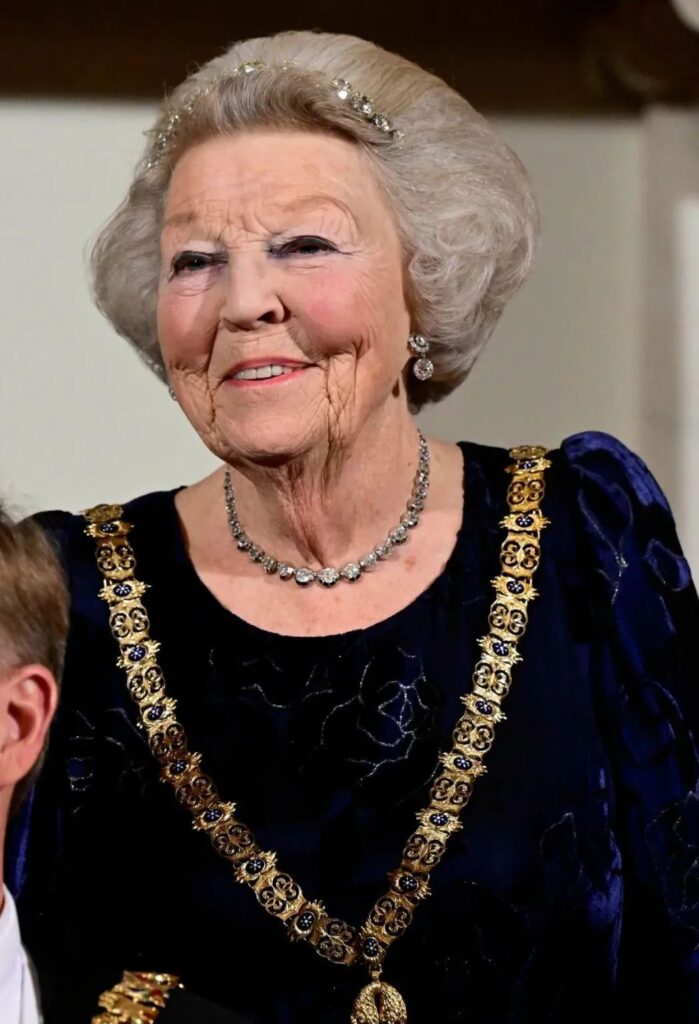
top-left (1, 1), bottom-right (697, 113)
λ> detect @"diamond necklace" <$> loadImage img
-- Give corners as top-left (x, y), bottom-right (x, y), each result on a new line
top-left (223, 430), bottom-right (430, 587)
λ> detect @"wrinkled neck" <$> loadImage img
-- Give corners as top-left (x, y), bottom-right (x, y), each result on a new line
top-left (228, 406), bottom-right (421, 567)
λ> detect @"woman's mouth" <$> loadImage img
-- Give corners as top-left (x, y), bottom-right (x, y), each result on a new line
top-left (226, 361), bottom-right (314, 387)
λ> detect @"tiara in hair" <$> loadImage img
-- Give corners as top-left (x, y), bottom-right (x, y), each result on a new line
top-left (146, 60), bottom-right (404, 170)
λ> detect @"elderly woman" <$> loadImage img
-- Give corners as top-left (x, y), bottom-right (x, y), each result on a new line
top-left (8, 29), bottom-right (699, 1024)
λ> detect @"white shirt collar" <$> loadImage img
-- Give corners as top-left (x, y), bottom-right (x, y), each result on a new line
top-left (0, 887), bottom-right (41, 1024)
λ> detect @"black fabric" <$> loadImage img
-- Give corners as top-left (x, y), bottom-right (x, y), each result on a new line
top-left (162, 989), bottom-right (254, 1023)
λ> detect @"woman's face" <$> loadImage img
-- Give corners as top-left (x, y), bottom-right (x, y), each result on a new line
top-left (157, 130), bottom-right (412, 465)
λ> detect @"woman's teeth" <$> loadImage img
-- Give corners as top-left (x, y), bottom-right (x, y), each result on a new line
top-left (232, 364), bottom-right (299, 381)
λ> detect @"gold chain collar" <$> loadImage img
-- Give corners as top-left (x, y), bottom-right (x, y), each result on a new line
top-left (82, 445), bottom-right (551, 1023)
top-left (93, 971), bottom-right (182, 1023)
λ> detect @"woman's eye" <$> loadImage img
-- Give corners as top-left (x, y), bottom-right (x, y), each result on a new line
top-left (171, 252), bottom-right (222, 275)
top-left (274, 236), bottom-right (337, 257)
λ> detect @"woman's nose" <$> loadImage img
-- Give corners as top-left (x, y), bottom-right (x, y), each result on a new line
top-left (219, 254), bottom-right (286, 331)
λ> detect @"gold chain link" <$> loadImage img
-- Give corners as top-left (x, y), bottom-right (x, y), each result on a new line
top-left (82, 445), bottom-right (550, 977)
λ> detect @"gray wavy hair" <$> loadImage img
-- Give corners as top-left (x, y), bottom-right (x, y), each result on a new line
top-left (91, 30), bottom-right (539, 410)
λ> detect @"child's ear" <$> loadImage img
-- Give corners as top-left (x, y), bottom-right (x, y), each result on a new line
top-left (0, 664), bottom-right (57, 788)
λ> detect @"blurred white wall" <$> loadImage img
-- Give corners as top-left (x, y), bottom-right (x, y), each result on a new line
top-left (640, 110), bottom-right (699, 575)
top-left (0, 99), bottom-right (694, 567)
top-left (0, 101), bottom-right (216, 519)
top-left (422, 118), bottom-right (643, 457)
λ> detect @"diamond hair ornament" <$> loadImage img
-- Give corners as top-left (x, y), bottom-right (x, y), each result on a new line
top-left (146, 61), bottom-right (405, 170)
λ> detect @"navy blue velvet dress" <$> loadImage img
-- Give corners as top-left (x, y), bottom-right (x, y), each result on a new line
top-left (8, 431), bottom-right (699, 1023)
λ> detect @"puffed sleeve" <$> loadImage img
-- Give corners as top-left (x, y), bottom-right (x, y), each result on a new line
top-left (560, 430), bottom-right (699, 1018)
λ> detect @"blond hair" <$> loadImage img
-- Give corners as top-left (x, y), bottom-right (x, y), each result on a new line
top-left (0, 505), bottom-right (68, 810)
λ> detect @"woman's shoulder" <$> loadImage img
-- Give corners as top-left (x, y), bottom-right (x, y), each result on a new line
top-left (30, 488), bottom-right (182, 594)
top-left (461, 428), bottom-right (674, 513)
top-left (462, 427), bottom-right (694, 613)
top-left (552, 434), bottom-right (695, 649)
top-left (31, 487), bottom-right (181, 545)
top-left (554, 429), bottom-right (673, 512)
top-left (548, 429), bottom-right (685, 562)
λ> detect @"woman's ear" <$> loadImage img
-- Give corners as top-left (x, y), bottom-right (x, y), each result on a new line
top-left (0, 663), bottom-right (58, 790)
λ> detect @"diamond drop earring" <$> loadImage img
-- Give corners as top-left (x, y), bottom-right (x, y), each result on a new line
top-left (168, 385), bottom-right (177, 401)
top-left (408, 333), bottom-right (434, 381)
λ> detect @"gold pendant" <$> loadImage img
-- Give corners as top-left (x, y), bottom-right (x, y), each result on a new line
top-left (350, 978), bottom-right (408, 1024)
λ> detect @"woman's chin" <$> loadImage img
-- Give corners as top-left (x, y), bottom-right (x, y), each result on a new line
top-left (214, 421), bottom-right (325, 467)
